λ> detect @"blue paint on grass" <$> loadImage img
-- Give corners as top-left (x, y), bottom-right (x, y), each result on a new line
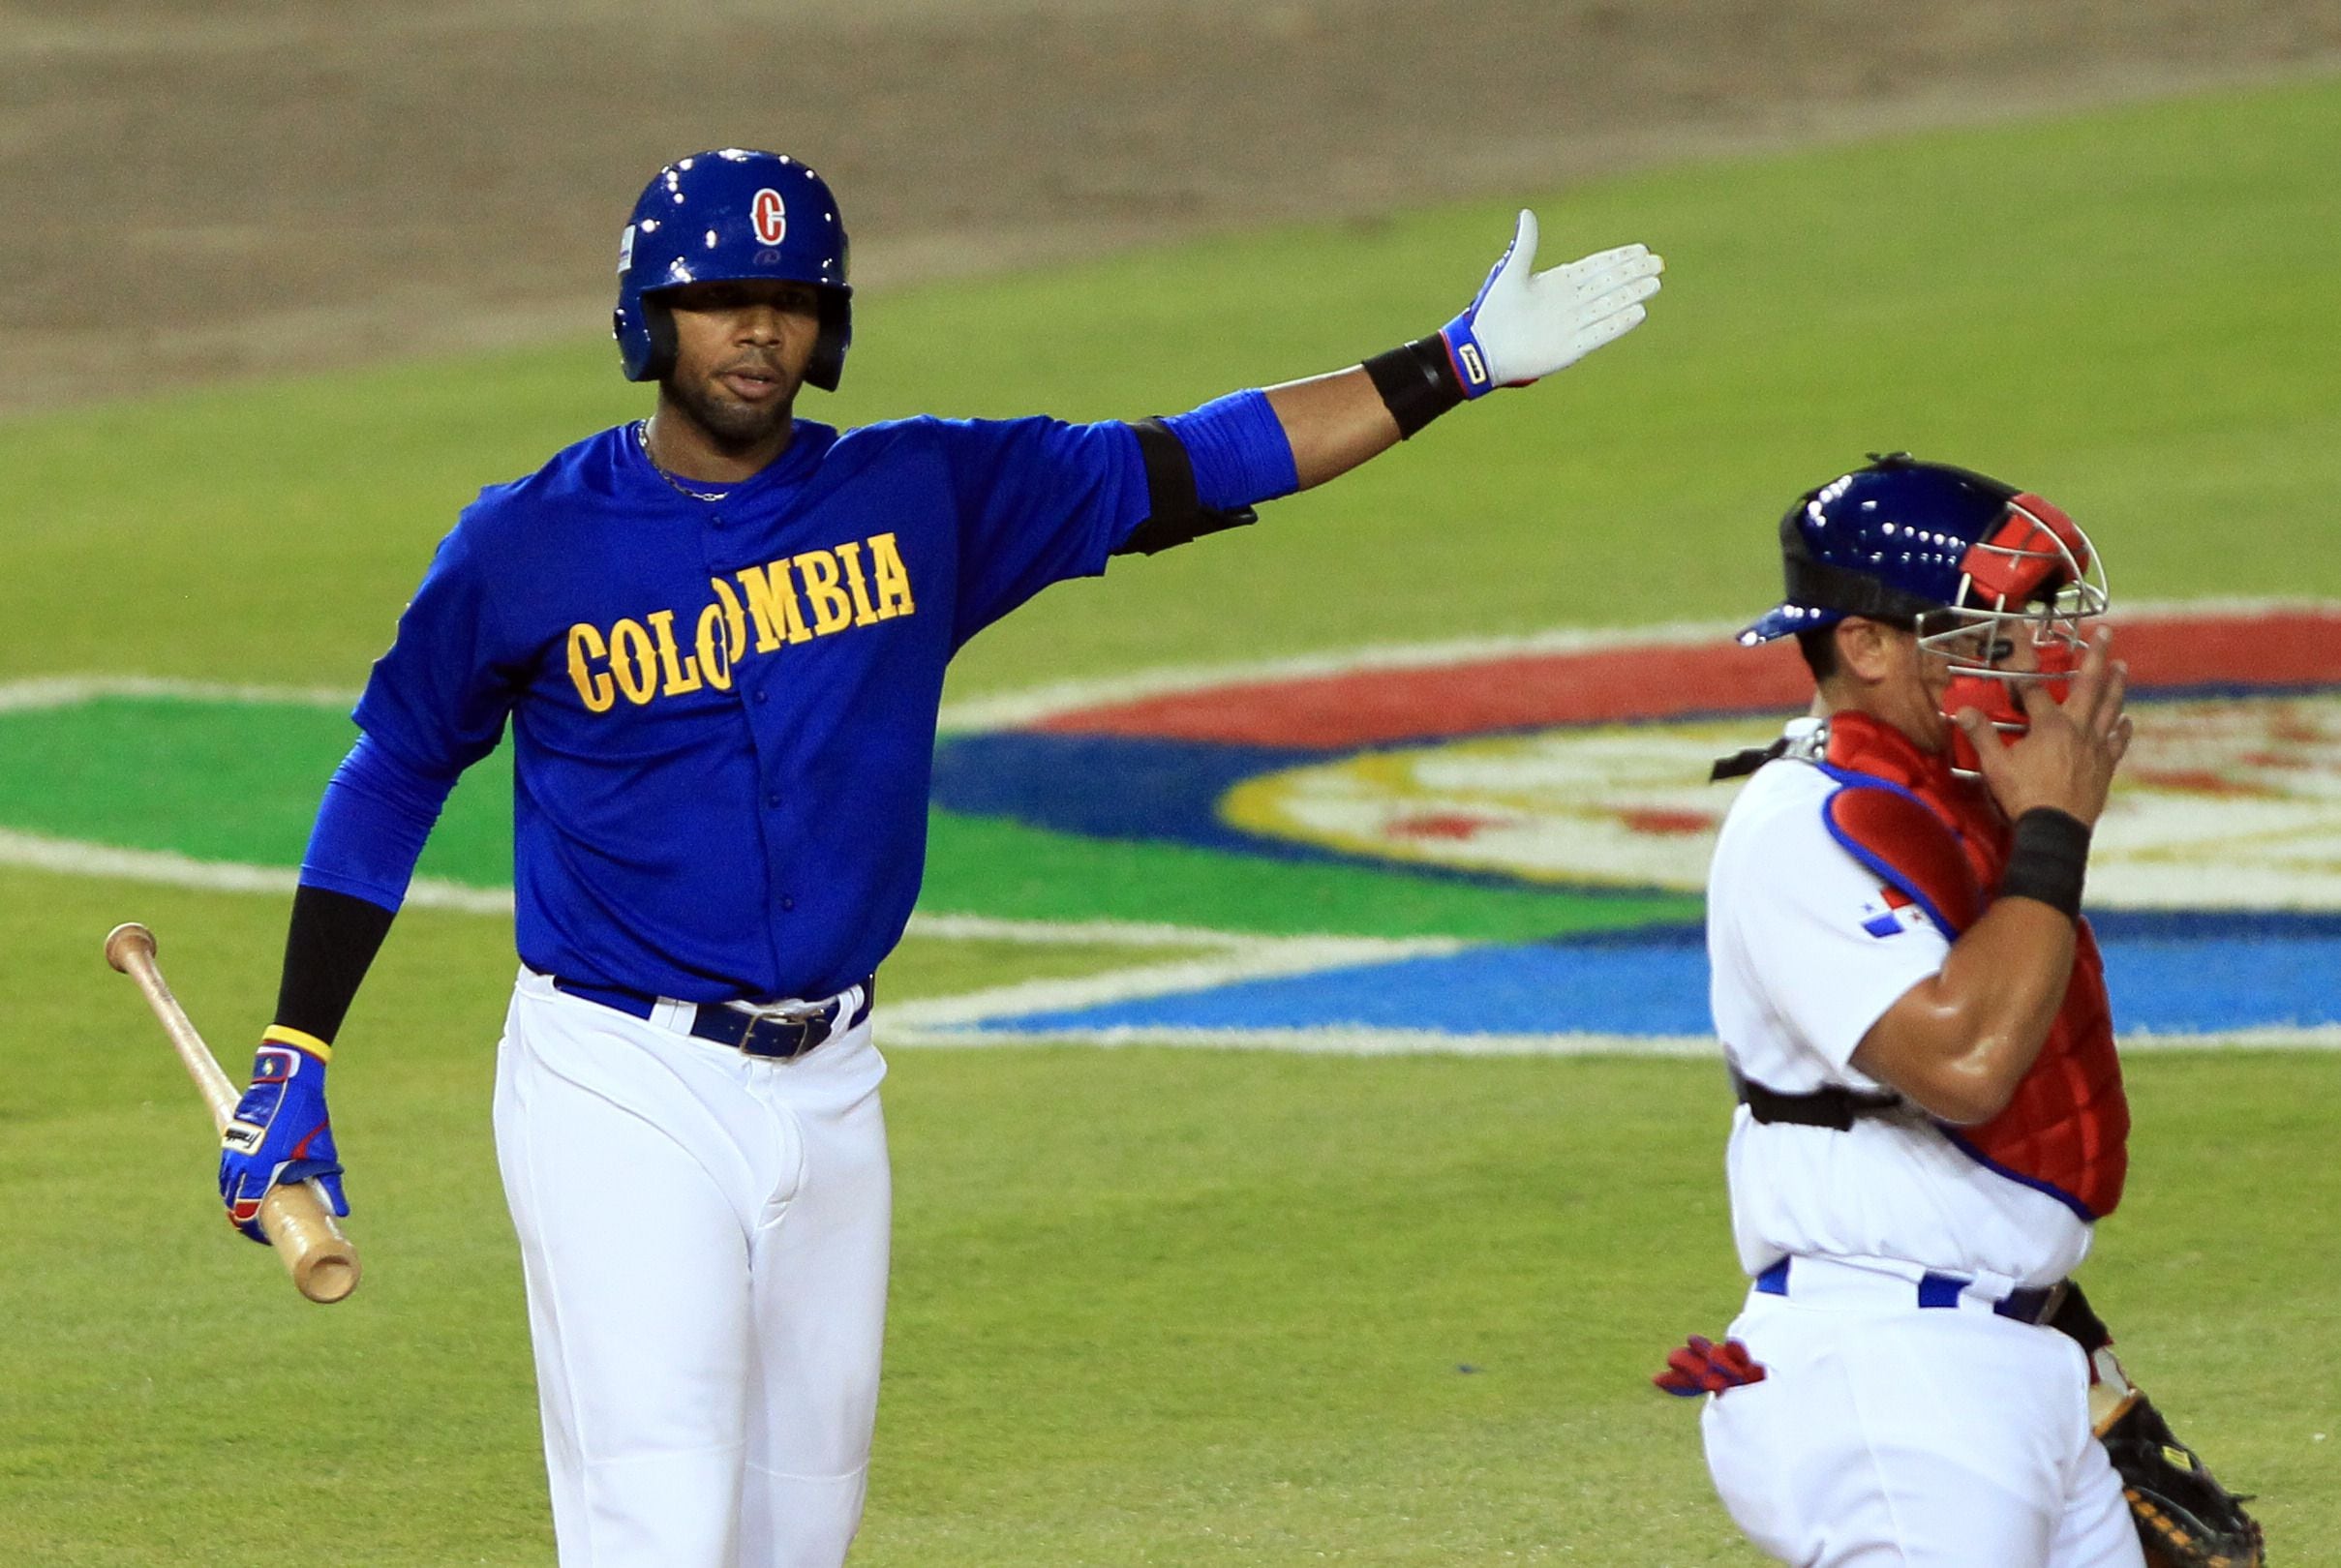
top-left (972, 929), bottom-right (2341, 1039)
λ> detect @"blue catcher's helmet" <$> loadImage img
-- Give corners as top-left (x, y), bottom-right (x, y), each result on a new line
top-left (613, 149), bottom-right (853, 390)
top-left (1738, 453), bottom-right (2101, 646)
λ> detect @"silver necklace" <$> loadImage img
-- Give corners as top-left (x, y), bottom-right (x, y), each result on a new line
top-left (634, 420), bottom-right (732, 503)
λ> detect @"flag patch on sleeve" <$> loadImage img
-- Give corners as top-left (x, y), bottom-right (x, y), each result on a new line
top-left (1860, 886), bottom-right (1933, 939)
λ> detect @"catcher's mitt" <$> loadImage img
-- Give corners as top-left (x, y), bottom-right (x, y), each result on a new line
top-left (2051, 1282), bottom-right (2265, 1567)
top-left (2097, 1387), bottom-right (2265, 1568)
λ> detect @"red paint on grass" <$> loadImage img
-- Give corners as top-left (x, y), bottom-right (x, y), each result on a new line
top-left (1384, 813), bottom-right (1505, 841)
top-left (2113, 611), bottom-right (2341, 690)
top-left (1041, 644), bottom-right (1812, 745)
top-left (1616, 808), bottom-right (1718, 836)
top-left (2127, 769), bottom-right (2281, 799)
top-left (1037, 610), bottom-right (2341, 747)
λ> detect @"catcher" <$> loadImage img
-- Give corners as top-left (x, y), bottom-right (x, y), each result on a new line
top-left (1653, 456), bottom-right (2264, 1567)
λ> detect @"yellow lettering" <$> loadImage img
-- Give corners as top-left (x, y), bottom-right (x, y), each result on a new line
top-left (647, 609), bottom-right (702, 696)
top-left (735, 561), bottom-right (811, 651)
top-left (794, 550), bottom-right (853, 636)
top-left (565, 623), bottom-right (615, 713)
top-left (709, 577), bottom-right (750, 664)
top-left (608, 618), bottom-right (658, 706)
top-left (868, 531), bottom-right (916, 620)
top-left (834, 541), bottom-right (882, 628)
top-left (695, 604), bottom-right (735, 690)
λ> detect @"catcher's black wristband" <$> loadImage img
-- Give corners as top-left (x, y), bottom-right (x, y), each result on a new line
top-left (1362, 337), bottom-right (1466, 438)
top-left (1998, 808), bottom-right (2091, 920)
top-left (274, 884), bottom-right (397, 1044)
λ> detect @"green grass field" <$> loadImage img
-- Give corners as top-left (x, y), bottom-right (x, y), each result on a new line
top-left (5, 77), bottom-right (2340, 1564)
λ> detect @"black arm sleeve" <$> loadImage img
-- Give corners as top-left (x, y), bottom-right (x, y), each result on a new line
top-left (272, 884), bottom-right (398, 1043)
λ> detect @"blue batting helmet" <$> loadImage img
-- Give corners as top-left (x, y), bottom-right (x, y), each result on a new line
top-left (612, 149), bottom-right (853, 390)
top-left (1738, 453), bottom-right (2091, 644)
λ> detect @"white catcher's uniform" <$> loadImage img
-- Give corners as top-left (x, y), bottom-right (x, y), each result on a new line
top-left (1698, 753), bottom-right (2142, 1568)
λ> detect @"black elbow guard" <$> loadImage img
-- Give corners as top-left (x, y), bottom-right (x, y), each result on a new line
top-left (1111, 418), bottom-right (1259, 557)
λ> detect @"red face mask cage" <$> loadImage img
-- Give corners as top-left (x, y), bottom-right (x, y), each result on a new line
top-left (1920, 493), bottom-right (2110, 774)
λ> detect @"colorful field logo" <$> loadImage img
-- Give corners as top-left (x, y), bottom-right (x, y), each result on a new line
top-left (919, 605), bottom-right (2341, 1048)
top-left (1224, 692), bottom-right (2341, 906)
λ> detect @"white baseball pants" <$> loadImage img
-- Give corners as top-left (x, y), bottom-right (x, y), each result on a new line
top-left (494, 969), bottom-right (892, 1568)
top-left (1701, 1282), bottom-right (2145, 1567)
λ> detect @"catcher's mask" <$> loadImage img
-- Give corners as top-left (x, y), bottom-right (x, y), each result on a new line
top-left (1740, 453), bottom-right (2110, 771)
top-left (613, 149), bottom-right (854, 390)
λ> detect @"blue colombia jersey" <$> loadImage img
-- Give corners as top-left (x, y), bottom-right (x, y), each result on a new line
top-left (352, 416), bottom-right (1151, 1002)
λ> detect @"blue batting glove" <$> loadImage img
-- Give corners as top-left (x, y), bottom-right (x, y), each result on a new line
top-left (1439, 210), bottom-right (1664, 397)
top-left (218, 1027), bottom-right (349, 1244)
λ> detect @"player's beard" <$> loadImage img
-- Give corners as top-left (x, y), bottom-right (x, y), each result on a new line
top-left (665, 367), bottom-right (798, 453)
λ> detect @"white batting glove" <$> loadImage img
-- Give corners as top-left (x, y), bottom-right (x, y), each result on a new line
top-left (1440, 211), bottom-right (1663, 396)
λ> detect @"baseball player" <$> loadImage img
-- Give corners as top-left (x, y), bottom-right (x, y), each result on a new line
top-left (210, 148), bottom-right (1663, 1567)
top-left (1674, 454), bottom-right (2143, 1566)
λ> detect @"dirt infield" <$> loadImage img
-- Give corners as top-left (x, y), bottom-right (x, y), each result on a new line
top-left (5, 0), bottom-right (2336, 413)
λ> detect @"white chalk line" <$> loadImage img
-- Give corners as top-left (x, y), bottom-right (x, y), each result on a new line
top-left (0, 827), bottom-right (1347, 952)
top-left (0, 822), bottom-right (1444, 994)
top-left (882, 1024), bottom-right (1720, 1056)
top-left (908, 912), bottom-right (1259, 950)
top-left (877, 1023), bottom-right (2341, 1056)
top-left (0, 828), bottom-right (513, 915)
top-left (0, 675), bottom-right (359, 714)
top-left (0, 826), bottom-right (1308, 950)
top-left (881, 935), bottom-right (1468, 1032)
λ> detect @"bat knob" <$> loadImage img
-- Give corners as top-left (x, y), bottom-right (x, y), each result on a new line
top-left (105, 921), bottom-right (157, 974)
top-left (296, 1253), bottom-right (363, 1305)
top-left (267, 1181), bottom-right (363, 1304)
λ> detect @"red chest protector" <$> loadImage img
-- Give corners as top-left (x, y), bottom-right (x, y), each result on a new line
top-left (1818, 712), bottom-right (2128, 1220)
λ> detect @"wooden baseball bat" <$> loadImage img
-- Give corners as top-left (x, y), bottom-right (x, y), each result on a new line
top-left (104, 921), bottom-right (362, 1305)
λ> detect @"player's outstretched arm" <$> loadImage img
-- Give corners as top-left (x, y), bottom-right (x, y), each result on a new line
top-left (1272, 211), bottom-right (1663, 489)
top-left (1125, 211), bottom-right (1662, 556)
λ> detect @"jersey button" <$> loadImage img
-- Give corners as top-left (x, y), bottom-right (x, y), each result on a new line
top-left (710, 513), bottom-right (725, 528)
top-left (754, 690), bottom-right (769, 705)
top-left (766, 791), bottom-right (782, 807)
top-left (781, 896), bottom-right (797, 911)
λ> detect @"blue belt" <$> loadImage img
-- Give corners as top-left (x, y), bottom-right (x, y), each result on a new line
top-left (1755, 1255), bottom-right (2061, 1324)
top-left (552, 974), bottom-right (874, 1060)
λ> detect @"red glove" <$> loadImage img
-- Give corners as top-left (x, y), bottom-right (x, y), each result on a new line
top-left (1654, 1335), bottom-right (1766, 1398)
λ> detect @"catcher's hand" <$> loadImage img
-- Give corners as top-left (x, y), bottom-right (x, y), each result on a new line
top-left (2098, 1386), bottom-right (2265, 1568)
top-left (1439, 211), bottom-right (1662, 397)
top-left (218, 1027), bottom-right (349, 1244)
